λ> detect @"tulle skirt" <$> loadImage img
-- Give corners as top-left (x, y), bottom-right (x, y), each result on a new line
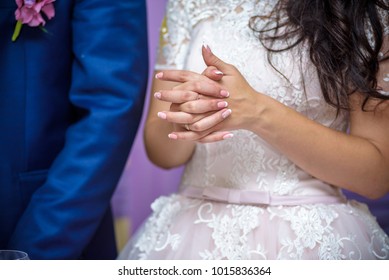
top-left (118, 194), bottom-right (389, 260)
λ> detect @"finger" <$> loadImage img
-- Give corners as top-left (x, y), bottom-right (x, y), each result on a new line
top-left (154, 90), bottom-right (199, 103)
top-left (189, 108), bottom-right (232, 131)
top-left (202, 44), bottom-right (233, 74)
top-left (173, 80), bottom-right (222, 97)
top-left (167, 129), bottom-right (234, 142)
top-left (156, 71), bottom-right (229, 98)
top-left (157, 110), bottom-right (213, 125)
top-left (167, 130), bottom-right (210, 141)
top-left (197, 131), bottom-right (234, 143)
top-left (155, 70), bottom-right (202, 83)
top-left (201, 66), bottom-right (224, 81)
top-left (177, 99), bottom-right (229, 114)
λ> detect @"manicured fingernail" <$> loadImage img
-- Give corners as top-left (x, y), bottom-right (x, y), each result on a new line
top-left (217, 101), bottom-right (228, 108)
top-left (220, 90), bottom-right (230, 97)
top-left (154, 92), bottom-right (161, 99)
top-left (222, 109), bottom-right (232, 119)
top-left (202, 43), bottom-right (211, 53)
top-left (223, 133), bottom-right (234, 140)
top-left (214, 70), bottom-right (224, 75)
top-left (157, 112), bottom-right (167, 119)
top-left (168, 133), bottom-right (178, 140)
top-left (155, 72), bottom-right (163, 79)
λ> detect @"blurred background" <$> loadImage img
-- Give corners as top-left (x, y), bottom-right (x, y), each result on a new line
top-left (110, 0), bottom-right (184, 250)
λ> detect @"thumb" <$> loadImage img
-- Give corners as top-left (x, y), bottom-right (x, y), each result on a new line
top-left (202, 44), bottom-right (231, 73)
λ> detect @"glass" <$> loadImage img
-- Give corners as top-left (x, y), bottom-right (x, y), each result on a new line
top-left (0, 250), bottom-right (29, 260)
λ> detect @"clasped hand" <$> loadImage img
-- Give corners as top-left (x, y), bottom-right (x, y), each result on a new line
top-left (154, 45), bottom-right (260, 143)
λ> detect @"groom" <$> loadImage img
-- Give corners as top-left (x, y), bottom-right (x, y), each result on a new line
top-left (0, 0), bottom-right (148, 259)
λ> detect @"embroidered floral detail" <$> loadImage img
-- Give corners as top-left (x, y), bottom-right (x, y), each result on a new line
top-left (290, 207), bottom-right (327, 249)
top-left (12, 0), bottom-right (56, 41)
top-left (124, 195), bottom-right (389, 260)
top-left (319, 233), bottom-right (345, 260)
top-left (273, 157), bottom-right (299, 195)
top-left (196, 203), bottom-right (266, 259)
top-left (131, 196), bottom-right (183, 259)
top-left (276, 204), bottom-right (367, 259)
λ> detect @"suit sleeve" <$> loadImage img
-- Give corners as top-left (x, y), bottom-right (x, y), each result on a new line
top-left (8, 0), bottom-right (148, 259)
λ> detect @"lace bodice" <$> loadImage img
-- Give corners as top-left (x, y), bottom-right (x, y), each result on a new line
top-left (156, 0), bottom-right (389, 197)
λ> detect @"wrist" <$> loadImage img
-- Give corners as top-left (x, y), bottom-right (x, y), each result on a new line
top-left (244, 92), bottom-right (271, 131)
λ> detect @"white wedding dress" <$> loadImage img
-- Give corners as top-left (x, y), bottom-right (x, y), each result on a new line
top-left (119, 0), bottom-right (389, 259)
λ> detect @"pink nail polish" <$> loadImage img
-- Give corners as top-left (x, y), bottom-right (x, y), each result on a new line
top-left (223, 133), bottom-right (234, 140)
top-left (217, 101), bottom-right (228, 108)
top-left (155, 72), bottom-right (163, 79)
top-left (222, 109), bottom-right (232, 119)
top-left (168, 133), bottom-right (178, 140)
top-left (157, 112), bottom-right (167, 119)
top-left (154, 92), bottom-right (162, 99)
top-left (202, 43), bottom-right (212, 53)
top-left (220, 90), bottom-right (230, 97)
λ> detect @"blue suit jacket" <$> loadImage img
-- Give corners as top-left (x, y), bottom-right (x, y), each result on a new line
top-left (0, 0), bottom-right (148, 259)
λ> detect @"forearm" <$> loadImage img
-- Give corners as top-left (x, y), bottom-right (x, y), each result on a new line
top-left (250, 93), bottom-right (389, 198)
top-left (144, 113), bottom-right (195, 169)
top-left (144, 75), bottom-right (196, 168)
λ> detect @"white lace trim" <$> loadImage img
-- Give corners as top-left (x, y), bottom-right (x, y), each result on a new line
top-left (127, 195), bottom-right (389, 260)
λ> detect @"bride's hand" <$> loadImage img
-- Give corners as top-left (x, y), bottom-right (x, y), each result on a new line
top-left (154, 66), bottom-right (234, 142)
top-left (156, 45), bottom-right (261, 142)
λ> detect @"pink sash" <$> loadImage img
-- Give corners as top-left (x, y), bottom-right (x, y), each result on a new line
top-left (180, 186), bottom-right (346, 206)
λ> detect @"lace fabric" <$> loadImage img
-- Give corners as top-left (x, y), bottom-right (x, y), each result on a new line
top-left (121, 0), bottom-right (389, 259)
top-left (119, 195), bottom-right (389, 260)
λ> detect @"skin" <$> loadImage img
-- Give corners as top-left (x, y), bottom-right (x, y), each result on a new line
top-left (145, 44), bottom-right (389, 199)
top-left (144, 61), bottom-right (232, 169)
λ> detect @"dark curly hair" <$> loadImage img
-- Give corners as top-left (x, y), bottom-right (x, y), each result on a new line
top-left (250, 0), bottom-right (389, 113)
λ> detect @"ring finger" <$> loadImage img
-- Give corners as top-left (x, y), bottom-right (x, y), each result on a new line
top-left (171, 99), bottom-right (229, 114)
top-left (157, 110), bottom-right (214, 125)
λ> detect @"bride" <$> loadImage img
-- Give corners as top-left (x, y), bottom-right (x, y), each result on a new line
top-left (119, 0), bottom-right (389, 259)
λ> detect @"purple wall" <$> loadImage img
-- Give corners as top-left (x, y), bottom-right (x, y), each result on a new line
top-left (111, 0), bottom-right (183, 234)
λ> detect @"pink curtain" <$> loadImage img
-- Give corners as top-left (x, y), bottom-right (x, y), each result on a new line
top-left (111, 0), bottom-right (183, 234)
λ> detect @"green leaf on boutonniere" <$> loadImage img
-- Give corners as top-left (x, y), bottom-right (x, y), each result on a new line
top-left (40, 26), bottom-right (49, 34)
top-left (12, 20), bottom-right (23, 42)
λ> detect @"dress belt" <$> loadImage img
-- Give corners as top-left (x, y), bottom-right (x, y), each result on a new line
top-left (180, 186), bottom-right (346, 206)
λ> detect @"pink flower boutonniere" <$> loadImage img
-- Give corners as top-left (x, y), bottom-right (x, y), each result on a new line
top-left (12, 0), bottom-right (56, 42)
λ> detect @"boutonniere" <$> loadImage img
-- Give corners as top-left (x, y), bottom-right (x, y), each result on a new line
top-left (12, 0), bottom-right (56, 42)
